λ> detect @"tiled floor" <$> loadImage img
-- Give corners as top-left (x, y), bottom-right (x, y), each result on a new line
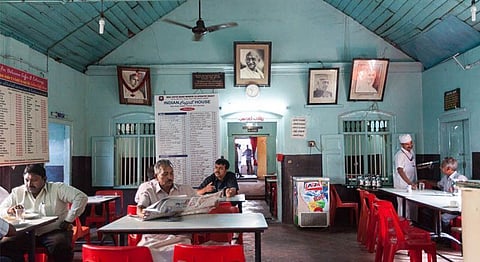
top-left (74, 200), bottom-right (463, 262)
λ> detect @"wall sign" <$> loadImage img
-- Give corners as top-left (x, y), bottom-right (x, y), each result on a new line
top-left (0, 63), bottom-right (49, 166)
top-left (192, 72), bottom-right (225, 89)
top-left (154, 94), bottom-right (219, 186)
top-left (444, 88), bottom-right (460, 111)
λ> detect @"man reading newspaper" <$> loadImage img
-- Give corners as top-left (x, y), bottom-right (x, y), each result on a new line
top-left (134, 159), bottom-right (219, 262)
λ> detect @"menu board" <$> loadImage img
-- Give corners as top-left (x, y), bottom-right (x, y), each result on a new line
top-left (0, 64), bottom-right (49, 166)
top-left (155, 94), bottom-right (219, 186)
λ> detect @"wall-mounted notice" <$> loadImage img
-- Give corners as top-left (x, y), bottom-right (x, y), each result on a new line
top-left (154, 94), bottom-right (219, 186)
top-left (0, 63), bottom-right (49, 166)
top-left (291, 117), bottom-right (307, 139)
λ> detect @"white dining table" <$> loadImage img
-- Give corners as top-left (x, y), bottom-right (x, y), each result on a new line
top-left (379, 187), bottom-right (461, 244)
top-left (98, 212), bottom-right (268, 262)
top-left (87, 195), bottom-right (120, 224)
top-left (218, 193), bottom-right (246, 212)
top-left (9, 215), bottom-right (59, 262)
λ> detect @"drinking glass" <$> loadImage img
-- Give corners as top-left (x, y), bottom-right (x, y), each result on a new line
top-left (418, 182), bottom-right (425, 191)
top-left (15, 207), bottom-right (25, 222)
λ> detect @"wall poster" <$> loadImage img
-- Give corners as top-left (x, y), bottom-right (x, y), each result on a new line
top-left (0, 63), bottom-right (49, 166)
top-left (154, 94), bottom-right (219, 186)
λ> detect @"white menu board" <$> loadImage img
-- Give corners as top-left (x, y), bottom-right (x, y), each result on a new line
top-left (0, 64), bottom-right (49, 166)
top-left (155, 94), bottom-right (219, 186)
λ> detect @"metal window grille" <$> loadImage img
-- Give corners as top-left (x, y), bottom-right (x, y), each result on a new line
top-left (343, 119), bottom-right (392, 187)
top-left (114, 122), bottom-right (155, 187)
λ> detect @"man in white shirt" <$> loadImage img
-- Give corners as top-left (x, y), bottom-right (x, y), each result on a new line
top-left (135, 159), bottom-right (197, 262)
top-left (0, 164), bottom-right (87, 262)
top-left (437, 157), bottom-right (467, 231)
top-left (394, 134), bottom-right (417, 218)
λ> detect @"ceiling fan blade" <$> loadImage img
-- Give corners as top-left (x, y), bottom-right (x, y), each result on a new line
top-left (206, 22), bottom-right (238, 33)
top-left (163, 18), bottom-right (193, 30)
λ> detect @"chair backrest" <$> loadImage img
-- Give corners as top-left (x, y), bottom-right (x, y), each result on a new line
top-left (374, 200), bottom-right (405, 245)
top-left (82, 244), bottom-right (153, 262)
top-left (331, 184), bottom-right (343, 205)
top-left (127, 204), bottom-right (137, 215)
top-left (172, 244), bottom-right (245, 262)
top-left (96, 190), bottom-right (124, 218)
top-left (209, 205), bottom-right (240, 214)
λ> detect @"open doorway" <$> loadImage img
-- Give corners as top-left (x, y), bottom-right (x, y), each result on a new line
top-left (234, 137), bottom-right (268, 180)
top-left (46, 121), bottom-right (72, 184)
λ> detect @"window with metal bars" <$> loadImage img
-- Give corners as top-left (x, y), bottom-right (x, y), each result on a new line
top-left (114, 122), bottom-right (155, 187)
top-left (342, 111), bottom-right (394, 187)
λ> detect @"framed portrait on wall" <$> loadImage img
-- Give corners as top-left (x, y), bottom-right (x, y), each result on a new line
top-left (307, 68), bottom-right (339, 105)
top-left (117, 66), bottom-right (152, 106)
top-left (348, 58), bottom-right (389, 101)
top-left (234, 41), bottom-right (272, 86)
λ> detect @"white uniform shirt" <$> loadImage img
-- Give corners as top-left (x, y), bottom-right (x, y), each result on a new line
top-left (394, 148), bottom-right (417, 189)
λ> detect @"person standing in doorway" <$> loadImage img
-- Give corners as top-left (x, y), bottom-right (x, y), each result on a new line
top-left (394, 134), bottom-right (417, 218)
top-left (243, 145), bottom-right (253, 175)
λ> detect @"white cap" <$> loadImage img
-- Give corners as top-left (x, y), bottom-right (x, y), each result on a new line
top-left (399, 134), bottom-right (412, 144)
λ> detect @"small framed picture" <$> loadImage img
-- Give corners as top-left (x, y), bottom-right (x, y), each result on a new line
top-left (117, 66), bottom-right (152, 106)
top-left (348, 58), bottom-right (390, 101)
top-left (307, 68), bottom-right (339, 105)
top-left (234, 41), bottom-right (271, 86)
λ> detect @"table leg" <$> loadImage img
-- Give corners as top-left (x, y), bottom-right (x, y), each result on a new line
top-left (255, 231), bottom-right (262, 262)
top-left (28, 230), bottom-right (36, 262)
top-left (432, 210), bottom-right (462, 245)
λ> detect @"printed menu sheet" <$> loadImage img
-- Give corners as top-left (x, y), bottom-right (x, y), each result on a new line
top-left (0, 64), bottom-right (49, 166)
top-left (155, 94), bottom-right (219, 186)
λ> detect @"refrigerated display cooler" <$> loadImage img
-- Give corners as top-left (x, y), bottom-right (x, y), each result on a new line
top-left (293, 177), bottom-right (330, 227)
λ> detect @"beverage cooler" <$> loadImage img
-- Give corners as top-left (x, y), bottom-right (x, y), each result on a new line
top-left (293, 177), bottom-right (330, 227)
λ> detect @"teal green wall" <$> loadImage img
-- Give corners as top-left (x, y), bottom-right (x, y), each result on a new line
top-left (422, 46), bottom-right (480, 153)
top-left (1, 0), bottom-right (429, 160)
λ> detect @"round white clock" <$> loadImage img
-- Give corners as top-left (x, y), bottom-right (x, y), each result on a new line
top-left (246, 84), bottom-right (260, 97)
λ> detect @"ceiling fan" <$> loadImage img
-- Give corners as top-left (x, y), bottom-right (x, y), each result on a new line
top-left (163, 0), bottom-right (238, 41)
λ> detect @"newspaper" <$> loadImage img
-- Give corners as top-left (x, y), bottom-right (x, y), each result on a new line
top-left (143, 191), bottom-right (222, 221)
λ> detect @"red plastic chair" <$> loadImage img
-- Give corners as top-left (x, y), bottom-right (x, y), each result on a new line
top-left (172, 244), bottom-right (245, 262)
top-left (82, 244), bottom-right (153, 262)
top-left (330, 184), bottom-right (358, 226)
top-left (126, 204), bottom-right (142, 246)
top-left (72, 215), bottom-right (91, 247)
top-left (450, 216), bottom-right (462, 251)
top-left (85, 190), bottom-right (124, 241)
top-left (374, 200), bottom-right (437, 262)
top-left (23, 247), bottom-right (48, 262)
top-left (192, 205), bottom-right (243, 245)
top-left (357, 189), bottom-right (367, 243)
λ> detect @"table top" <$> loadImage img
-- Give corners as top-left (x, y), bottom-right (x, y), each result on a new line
top-left (98, 212), bottom-right (268, 234)
top-left (219, 193), bottom-right (245, 202)
top-left (87, 195), bottom-right (120, 204)
top-left (379, 188), bottom-right (461, 213)
top-left (9, 216), bottom-right (58, 233)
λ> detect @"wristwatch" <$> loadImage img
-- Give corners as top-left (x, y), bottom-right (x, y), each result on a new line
top-left (59, 220), bottom-right (73, 231)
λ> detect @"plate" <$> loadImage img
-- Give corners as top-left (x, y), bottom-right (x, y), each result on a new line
top-left (12, 221), bottom-right (29, 228)
top-left (24, 212), bottom-right (39, 219)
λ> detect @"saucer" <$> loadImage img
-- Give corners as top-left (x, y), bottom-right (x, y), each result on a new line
top-left (24, 212), bottom-right (39, 219)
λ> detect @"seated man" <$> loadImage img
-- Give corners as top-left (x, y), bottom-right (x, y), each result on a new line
top-left (437, 157), bottom-right (467, 232)
top-left (135, 159), bottom-right (197, 262)
top-left (0, 164), bottom-right (87, 262)
top-left (197, 158), bottom-right (239, 197)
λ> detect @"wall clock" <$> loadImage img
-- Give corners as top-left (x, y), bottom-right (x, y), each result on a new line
top-left (246, 84), bottom-right (260, 97)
